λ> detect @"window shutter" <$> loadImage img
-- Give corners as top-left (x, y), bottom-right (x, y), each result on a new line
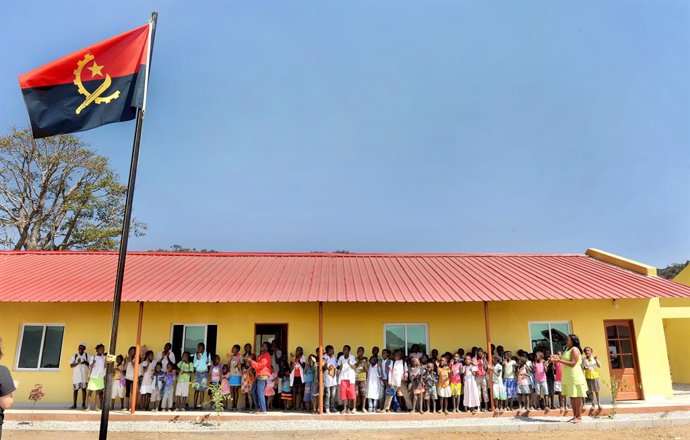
top-left (172, 325), bottom-right (184, 361)
top-left (206, 325), bottom-right (218, 358)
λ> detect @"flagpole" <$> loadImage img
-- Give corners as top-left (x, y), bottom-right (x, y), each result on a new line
top-left (99, 12), bottom-right (157, 440)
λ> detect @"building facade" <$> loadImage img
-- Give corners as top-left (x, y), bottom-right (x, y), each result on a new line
top-left (1, 249), bottom-right (688, 405)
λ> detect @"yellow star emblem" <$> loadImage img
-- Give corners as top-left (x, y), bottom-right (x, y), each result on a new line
top-left (87, 61), bottom-right (104, 78)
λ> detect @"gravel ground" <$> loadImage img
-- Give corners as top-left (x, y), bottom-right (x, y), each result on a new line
top-left (3, 411), bottom-right (690, 433)
top-left (2, 426), bottom-right (690, 440)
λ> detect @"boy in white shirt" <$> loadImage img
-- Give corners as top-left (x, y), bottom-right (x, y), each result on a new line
top-left (69, 342), bottom-right (90, 409)
top-left (337, 345), bottom-right (357, 414)
top-left (322, 345), bottom-right (339, 414)
top-left (85, 343), bottom-right (106, 411)
top-left (382, 350), bottom-right (405, 412)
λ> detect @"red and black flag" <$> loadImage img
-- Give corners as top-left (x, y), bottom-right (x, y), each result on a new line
top-left (19, 23), bottom-right (152, 138)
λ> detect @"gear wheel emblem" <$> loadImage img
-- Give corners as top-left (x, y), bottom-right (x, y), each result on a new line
top-left (73, 54), bottom-right (120, 114)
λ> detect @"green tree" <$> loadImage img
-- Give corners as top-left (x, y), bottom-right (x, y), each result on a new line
top-left (658, 261), bottom-right (689, 280)
top-left (152, 245), bottom-right (218, 252)
top-left (0, 127), bottom-right (146, 250)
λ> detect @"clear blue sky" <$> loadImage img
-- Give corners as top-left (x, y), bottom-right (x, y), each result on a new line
top-left (1, 0), bottom-right (688, 266)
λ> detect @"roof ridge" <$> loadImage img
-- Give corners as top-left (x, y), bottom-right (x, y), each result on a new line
top-left (0, 250), bottom-right (585, 258)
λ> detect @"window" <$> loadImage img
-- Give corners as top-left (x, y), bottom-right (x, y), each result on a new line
top-left (16, 324), bottom-right (65, 370)
top-left (529, 322), bottom-right (571, 354)
top-left (384, 323), bottom-right (428, 355)
top-left (171, 324), bottom-right (217, 361)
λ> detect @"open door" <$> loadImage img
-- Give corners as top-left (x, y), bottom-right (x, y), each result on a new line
top-left (254, 323), bottom-right (287, 357)
top-left (604, 320), bottom-right (643, 400)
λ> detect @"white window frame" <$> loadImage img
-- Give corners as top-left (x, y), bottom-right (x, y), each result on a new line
top-left (383, 323), bottom-right (429, 356)
top-left (527, 321), bottom-right (571, 354)
top-left (14, 323), bottom-right (65, 372)
top-left (170, 323), bottom-right (215, 354)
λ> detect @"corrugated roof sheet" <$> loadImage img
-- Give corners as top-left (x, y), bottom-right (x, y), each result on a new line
top-left (1, 251), bottom-right (689, 303)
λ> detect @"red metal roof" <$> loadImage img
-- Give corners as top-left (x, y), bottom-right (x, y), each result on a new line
top-left (1, 251), bottom-right (689, 303)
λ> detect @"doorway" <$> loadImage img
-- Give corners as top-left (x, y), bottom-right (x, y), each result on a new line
top-left (604, 320), bottom-right (643, 400)
top-left (254, 323), bottom-right (288, 357)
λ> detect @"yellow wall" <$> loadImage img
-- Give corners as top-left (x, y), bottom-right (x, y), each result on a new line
top-left (0, 298), bottom-right (674, 404)
top-left (663, 318), bottom-right (690, 383)
top-left (322, 302), bottom-right (487, 354)
top-left (661, 266), bottom-right (690, 383)
top-left (673, 264), bottom-right (690, 286)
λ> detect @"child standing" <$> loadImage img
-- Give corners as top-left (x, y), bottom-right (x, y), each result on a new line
top-left (516, 358), bottom-right (531, 411)
top-left (265, 370), bottom-right (277, 410)
top-left (161, 362), bottom-right (176, 411)
top-left (365, 355), bottom-right (381, 412)
top-left (533, 352), bottom-right (550, 409)
top-left (423, 362), bottom-right (438, 413)
top-left (546, 350), bottom-right (556, 409)
top-left (582, 347), bottom-right (602, 410)
top-left (280, 368), bottom-right (293, 410)
top-left (192, 343), bottom-right (210, 409)
top-left (221, 365), bottom-right (231, 409)
top-left (175, 351), bottom-right (193, 411)
top-left (124, 346), bottom-right (137, 410)
top-left (354, 347), bottom-right (368, 413)
top-left (111, 355), bottom-right (125, 410)
top-left (209, 354), bottom-right (223, 401)
top-left (290, 347), bottom-right (306, 411)
top-left (462, 355), bottom-right (480, 413)
top-left (475, 348), bottom-right (490, 412)
top-left (323, 345), bottom-right (339, 414)
top-left (492, 356), bottom-right (507, 411)
top-left (450, 354), bottom-right (463, 413)
top-left (85, 344), bottom-right (106, 412)
top-left (503, 352), bottom-right (517, 410)
top-left (408, 358), bottom-right (424, 413)
top-left (553, 350), bottom-right (565, 410)
top-left (337, 345), bottom-right (357, 414)
top-left (69, 343), bottom-right (90, 410)
top-left (228, 344), bottom-right (242, 411)
top-left (310, 353), bottom-right (321, 413)
top-left (303, 355), bottom-right (316, 413)
top-left (138, 351), bottom-right (155, 410)
top-left (437, 358), bottom-right (451, 414)
top-left (150, 363), bottom-right (164, 411)
top-left (240, 358), bottom-right (255, 411)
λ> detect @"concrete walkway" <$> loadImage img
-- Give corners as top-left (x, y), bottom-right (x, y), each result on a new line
top-left (3, 410), bottom-right (690, 433)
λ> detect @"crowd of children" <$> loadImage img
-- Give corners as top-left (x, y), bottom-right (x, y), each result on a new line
top-left (68, 340), bottom-right (602, 414)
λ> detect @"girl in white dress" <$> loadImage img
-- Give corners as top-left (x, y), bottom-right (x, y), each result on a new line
top-left (463, 355), bottom-right (480, 412)
top-left (365, 356), bottom-right (382, 412)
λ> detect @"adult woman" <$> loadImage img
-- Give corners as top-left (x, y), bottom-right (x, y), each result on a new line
top-left (251, 342), bottom-right (272, 414)
top-left (551, 334), bottom-right (587, 423)
top-left (1, 337), bottom-right (17, 439)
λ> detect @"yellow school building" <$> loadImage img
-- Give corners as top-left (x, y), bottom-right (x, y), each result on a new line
top-left (1, 248), bottom-right (689, 405)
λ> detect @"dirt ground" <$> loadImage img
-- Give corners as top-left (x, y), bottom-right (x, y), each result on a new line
top-left (3, 427), bottom-right (690, 440)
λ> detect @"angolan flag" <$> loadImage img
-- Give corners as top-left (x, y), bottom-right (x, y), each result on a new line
top-left (18, 23), bottom-right (151, 138)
